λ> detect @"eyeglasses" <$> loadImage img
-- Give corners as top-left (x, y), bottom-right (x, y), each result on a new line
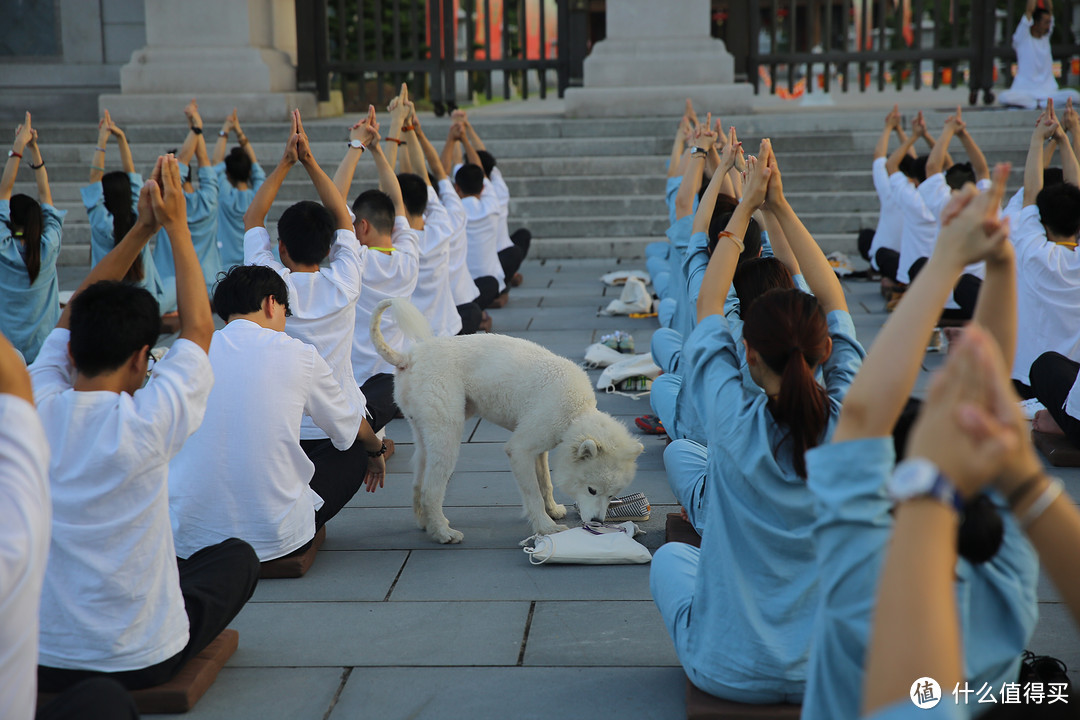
top-left (145, 348), bottom-right (157, 379)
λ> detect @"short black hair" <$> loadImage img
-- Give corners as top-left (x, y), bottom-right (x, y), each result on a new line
top-left (212, 264), bottom-right (291, 323)
top-left (945, 162), bottom-right (975, 190)
top-left (69, 281), bottom-right (161, 377)
top-left (1044, 167), bottom-right (1065, 188)
top-left (899, 155), bottom-right (928, 183)
top-left (277, 200), bottom-right (335, 266)
top-left (455, 164), bottom-right (485, 196)
top-left (224, 147), bottom-right (252, 184)
top-left (732, 256), bottom-right (795, 312)
top-left (706, 194), bottom-right (740, 245)
top-left (476, 150), bottom-right (497, 178)
top-left (708, 210), bottom-right (762, 265)
top-left (1036, 182), bottom-right (1080, 238)
top-left (1033, 7), bottom-right (1050, 22)
top-left (397, 173), bottom-right (429, 217)
top-left (351, 189), bottom-right (395, 235)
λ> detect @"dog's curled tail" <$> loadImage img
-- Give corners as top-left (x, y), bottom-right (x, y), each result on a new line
top-left (370, 297), bottom-right (435, 368)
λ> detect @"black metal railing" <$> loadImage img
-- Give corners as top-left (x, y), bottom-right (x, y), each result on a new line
top-left (296, 0), bottom-right (588, 115)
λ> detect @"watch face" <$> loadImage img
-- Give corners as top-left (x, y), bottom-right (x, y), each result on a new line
top-left (350, 139), bottom-right (363, 148)
top-left (889, 458), bottom-right (937, 499)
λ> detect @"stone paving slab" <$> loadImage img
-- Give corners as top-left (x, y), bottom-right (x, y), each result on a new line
top-left (345, 470), bottom-right (527, 509)
top-left (144, 668), bottom-right (345, 720)
top-left (323, 507), bottom-right (550, 550)
top-left (249, 551), bottom-right (407, 603)
top-left (329, 667), bottom-right (688, 720)
top-left (390, 549), bottom-right (653, 602)
top-left (227, 601), bottom-right (529, 667)
top-left (523, 601), bottom-right (681, 667)
top-left (1029, 603), bottom-right (1080, 682)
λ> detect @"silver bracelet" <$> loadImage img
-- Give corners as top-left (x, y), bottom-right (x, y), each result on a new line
top-left (1020, 478), bottom-right (1063, 530)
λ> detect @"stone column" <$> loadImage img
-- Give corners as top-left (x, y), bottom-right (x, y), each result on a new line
top-left (564, 0), bottom-right (753, 117)
top-left (100, 0), bottom-right (315, 122)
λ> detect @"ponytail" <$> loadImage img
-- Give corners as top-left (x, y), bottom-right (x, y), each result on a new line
top-left (742, 289), bottom-right (831, 478)
top-left (101, 171), bottom-right (143, 283)
top-left (9, 194), bottom-right (43, 284)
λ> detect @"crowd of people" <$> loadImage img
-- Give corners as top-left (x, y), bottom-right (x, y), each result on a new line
top-left (5, 25), bottom-right (1080, 715)
top-left (0, 84), bottom-right (537, 719)
top-left (644, 89), bottom-right (1080, 716)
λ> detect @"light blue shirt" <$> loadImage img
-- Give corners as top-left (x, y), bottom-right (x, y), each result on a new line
top-left (867, 700), bottom-right (964, 720)
top-left (665, 215), bottom-right (695, 339)
top-left (215, 161), bottom-right (266, 270)
top-left (0, 200), bottom-right (64, 363)
top-left (803, 437), bottom-right (1038, 720)
top-left (153, 164), bottom-right (220, 293)
top-left (678, 309), bottom-right (865, 698)
top-left (80, 174), bottom-right (170, 311)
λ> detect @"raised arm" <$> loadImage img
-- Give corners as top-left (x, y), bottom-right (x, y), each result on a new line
top-left (886, 125), bottom-right (919, 175)
top-left (294, 109), bottom-right (353, 231)
top-left (0, 331), bottom-right (32, 403)
top-left (333, 105), bottom-right (377, 201)
top-left (381, 85), bottom-right (410, 175)
top-left (1052, 104), bottom-right (1080, 186)
top-left (675, 114), bottom-right (714, 220)
top-left (403, 104), bottom-right (429, 185)
top-left (925, 108), bottom-right (959, 178)
top-left (176, 99), bottom-right (200, 166)
top-left (690, 129), bottom-right (729, 237)
top-left (459, 109), bottom-right (485, 152)
top-left (212, 110), bottom-right (234, 165)
top-left (834, 165), bottom-right (1010, 444)
top-left (759, 206), bottom-right (800, 277)
top-left (415, 115), bottom-right (447, 183)
top-left (186, 104), bottom-right (211, 169)
top-left (233, 112), bottom-right (257, 164)
top-left (24, 130), bottom-right (51, 207)
top-left (369, 129), bottom-right (406, 217)
top-left (459, 131), bottom-right (482, 171)
top-left (1024, 107), bottom-right (1059, 206)
top-left (762, 144), bottom-right (847, 314)
top-left (697, 145), bottom-right (772, 322)
top-left (89, 112), bottom-right (109, 184)
top-left (154, 156), bottom-right (214, 351)
top-left (875, 105), bottom-right (901, 160)
top-left (955, 117), bottom-right (990, 182)
top-left (668, 115), bottom-right (693, 178)
top-left (1025, 0), bottom-right (1038, 19)
top-left (244, 119), bottom-right (298, 231)
top-left (104, 113), bottom-right (135, 175)
top-left (1, 114), bottom-right (31, 201)
top-left (441, 123), bottom-right (462, 177)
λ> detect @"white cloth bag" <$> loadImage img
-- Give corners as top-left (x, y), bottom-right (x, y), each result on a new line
top-left (522, 522), bottom-right (652, 565)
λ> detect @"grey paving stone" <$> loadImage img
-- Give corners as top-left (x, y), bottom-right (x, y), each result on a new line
top-left (390, 549), bottom-right (653, 601)
top-left (323, 507), bottom-right (549, 550)
top-left (523, 601), bottom-right (681, 667)
top-left (346, 470), bottom-right (527, 509)
top-left (504, 329), bottom-right (597, 348)
top-left (330, 667), bottom-right (687, 720)
top-left (228, 601), bottom-right (529, 667)
top-left (380, 416), bottom-right (478, 444)
top-left (144, 667), bottom-right (344, 720)
top-left (249, 551), bottom-right (407, 603)
top-left (388, 441), bottom-right (520, 472)
top-left (1029, 602), bottom-right (1080, 682)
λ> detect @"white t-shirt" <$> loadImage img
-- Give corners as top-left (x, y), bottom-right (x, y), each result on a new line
top-left (245, 226), bottom-right (368, 439)
top-left (438, 178), bottom-right (481, 306)
top-left (1011, 15), bottom-right (1058, 98)
top-left (869, 158), bottom-right (904, 269)
top-left (412, 186), bottom-right (464, 337)
top-left (0, 395), bottom-right (50, 720)
top-left (890, 172), bottom-right (939, 283)
top-left (32, 329), bottom-right (213, 671)
top-left (351, 215), bottom-right (421, 383)
top-left (918, 173), bottom-right (991, 308)
top-left (1011, 204), bottom-right (1080, 384)
top-left (490, 167), bottom-right (514, 252)
top-left (463, 178), bottom-right (506, 290)
top-left (169, 320), bottom-right (362, 561)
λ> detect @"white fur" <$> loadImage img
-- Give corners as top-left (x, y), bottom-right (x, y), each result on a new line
top-left (371, 298), bottom-right (644, 544)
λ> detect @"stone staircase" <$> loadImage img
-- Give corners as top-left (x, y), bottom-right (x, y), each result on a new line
top-left (13, 107), bottom-right (1045, 268)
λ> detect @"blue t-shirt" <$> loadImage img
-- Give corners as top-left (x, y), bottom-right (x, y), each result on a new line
top-left (215, 160), bottom-right (266, 270)
top-left (676, 309), bottom-right (865, 698)
top-left (0, 199), bottom-right (65, 362)
top-left (153, 163), bottom-right (220, 293)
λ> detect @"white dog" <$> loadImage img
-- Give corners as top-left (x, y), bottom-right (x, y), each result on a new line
top-left (370, 298), bottom-right (644, 544)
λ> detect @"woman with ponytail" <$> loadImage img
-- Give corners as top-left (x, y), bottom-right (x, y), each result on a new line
top-left (82, 110), bottom-right (171, 309)
top-left (650, 140), bottom-right (866, 704)
top-left (0, 113), bottom-right (65, 363)
top-left (802, 164), bottom-right (1040, 719)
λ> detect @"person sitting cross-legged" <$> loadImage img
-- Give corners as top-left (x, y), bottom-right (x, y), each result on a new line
top-left (33, 155), bottom-right (259, 694)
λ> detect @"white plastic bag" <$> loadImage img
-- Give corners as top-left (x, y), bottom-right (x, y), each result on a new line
top-left (596, 353), bottom-right (661, 393)
top-left (599, 277), bottom-right (653, 316)
top-left (522, 522), bottom-right (651, 565)
top-left (600, 270), bottom-right (651, 287)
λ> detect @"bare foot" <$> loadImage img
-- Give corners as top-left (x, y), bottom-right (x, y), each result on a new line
top-left (1033, 409), bottom-right (1066, 435)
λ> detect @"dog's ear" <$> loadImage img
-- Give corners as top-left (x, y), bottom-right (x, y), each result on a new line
top-left (635, 443), bottom-right (644, 456)
top-left (575, 438), bottom-right (599, 460)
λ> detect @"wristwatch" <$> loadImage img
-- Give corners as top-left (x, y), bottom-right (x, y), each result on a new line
top-left (348, 139), bottom-right (365, 150)
top-left (191, 126), bottom-right (203, 135)
top-left (887, 458), bottom-right (965, 512)
top-left (689, 146), bottom-right (706, 156)
top-left (218, 130), bottom-right (228, 137)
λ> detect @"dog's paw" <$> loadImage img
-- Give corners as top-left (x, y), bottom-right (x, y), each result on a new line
top-left (546, 503), bottom-right (567, 520)
top-left (431, 526), bottom-right (465, 544)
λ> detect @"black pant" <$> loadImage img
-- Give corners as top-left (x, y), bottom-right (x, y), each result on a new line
top-left (36, 678), bottom-right (138, 720)
top-left (360, 372), bottom-right (398, 433)
top-left (498, 243), bottom-right (525, 281)
top-left (457, 301), bottom-right (482, 334)
top-left (1030, 351), bottom-right (1080, 447)
top-left (875, 247), bottom-right (900, 282)
top-left (38, 538), bottom-right (259, 693)
top-left (511, 227), bottom-right (531, 257)
top-left (857, 229), bottom-right (875, 262)
top-left (908, 257), bottom-right (978, 321)
top-left (302, 437), bottom-right (369, 529)
top-left (474, 275), bottom-right (501, 310)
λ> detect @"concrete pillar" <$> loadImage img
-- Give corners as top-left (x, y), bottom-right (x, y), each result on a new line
top-left (100, 0), bottom-right (315, 122)
top-left (564, 0), bottom-right (753, 117)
